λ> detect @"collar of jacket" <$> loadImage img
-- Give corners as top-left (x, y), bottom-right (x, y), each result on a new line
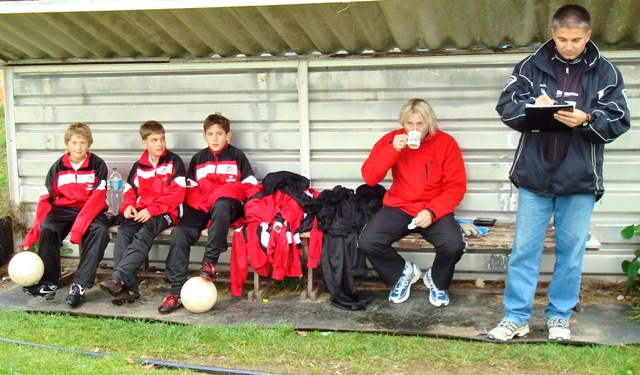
top-left (208, 141), bottom-right (229, 156)
top-left (532, 39), bottom-right (600, 76)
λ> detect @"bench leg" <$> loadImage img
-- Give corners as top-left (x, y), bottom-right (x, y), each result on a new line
top-left (247, 271), bottom-right (277, 302)
top-left (247, 272), bottom-right (258, 301)
top-left (301, 267), bottom-right (323, 301)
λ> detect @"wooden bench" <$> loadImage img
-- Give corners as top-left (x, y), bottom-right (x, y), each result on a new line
top-left (72, 226), bottom-right (316, 302)
top-left (299, 221), bottom-right (600, 303)
top-left (71, 221), bottom-right (599, 304)
top-left (393, 222), bottom-right (599, 251)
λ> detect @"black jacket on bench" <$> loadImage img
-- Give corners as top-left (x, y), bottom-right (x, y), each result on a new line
top-left (316, 184), bottom-right (386, 311)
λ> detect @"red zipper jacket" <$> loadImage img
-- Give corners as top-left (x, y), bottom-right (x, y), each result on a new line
top-left (361, 129), bottom-right (466, 221)
top-left (22, 152), bottom-right (108, 248)
top-left (185, 142), bottom-right (257, 213)
top-left (121, 149), bottom-right (186, 224)
top-left (230, 188), bottom-right (307, 296)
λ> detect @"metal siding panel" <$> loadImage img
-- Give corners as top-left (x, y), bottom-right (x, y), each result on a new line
top-left (0, 16), bottom-right (49, 59)
top-left (142, 9), bottom-right (209, 58)
top-left (10, 65), bottom-right (302, 207)
top-left (44, 13), bottom-right (114, 58)
top-left (118, 10), bottom-right (185, 57)
top-left (1, 1), bottom-right (640, 63)
top-left (6, 53), bottom-right (640, 277)
top-left (5, 14), bottom-right (70, 59)
top-left (303, 55), bottom-right (640, 277)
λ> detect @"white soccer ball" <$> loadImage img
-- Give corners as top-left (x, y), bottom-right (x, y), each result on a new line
top-left (8, 251), bottom-right (44, 287)
top-left (180, 276), bottom-right (217, 313)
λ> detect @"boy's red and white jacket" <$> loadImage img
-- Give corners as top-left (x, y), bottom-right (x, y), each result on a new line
top-left (230, 184), bottom-right (322, 296)
top-left (230, 188), bottom-right (307, 297)
top-left (185, 142), bottom-right (257, 213)
top-left (22, 152), bottom-right (108, 248)
top-left (361, 129), bottom-right (466, 222)
top-left (120, 149), bottom-right (186, 224)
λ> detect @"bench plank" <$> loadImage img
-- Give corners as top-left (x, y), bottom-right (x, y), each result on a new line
top-left (394, 222), bottom-right (555, 251)
top-left (393, 222), bottom-right (600, 251)
top-left (81, 221), bottom-right (598, 302)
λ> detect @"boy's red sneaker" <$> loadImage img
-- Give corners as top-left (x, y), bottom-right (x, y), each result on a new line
top-left (199, 262), bottom-right (217, 281)
top-left (158, 293), bottom-right (182, 314)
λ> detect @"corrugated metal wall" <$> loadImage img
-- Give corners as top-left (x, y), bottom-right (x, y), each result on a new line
top-left (5, 52), bottom-right (639, 279)
top-left (1, 0), bottom-right (639, 61)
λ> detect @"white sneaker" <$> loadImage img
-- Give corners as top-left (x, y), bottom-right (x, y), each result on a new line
top-left (423, 267), bottom-right (449, 307)
top-left (388, 262), bottom-right (421, 304)
top-left (547, 317), bottom-right (571, 341)
top-left (488, 318), bottom-right (530, 341)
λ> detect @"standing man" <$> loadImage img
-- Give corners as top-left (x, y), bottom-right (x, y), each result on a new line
top-left (489, 4), bottom-right (630, 341)
top-left (359, 98), bottom-right (467, 307)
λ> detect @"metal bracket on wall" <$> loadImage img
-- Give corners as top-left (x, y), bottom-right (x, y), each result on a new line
top-left (487, 254), bottom-right (510, 273)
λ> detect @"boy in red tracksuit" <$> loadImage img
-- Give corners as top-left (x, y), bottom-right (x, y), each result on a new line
top-left (99, 121), bottom-right (186, 305)
top-left (22, 122), bottom-right (110, 309)
top-left (158, 113), bottom-right (257, 314)
top-left (359, 98), bottom-right (467, 307)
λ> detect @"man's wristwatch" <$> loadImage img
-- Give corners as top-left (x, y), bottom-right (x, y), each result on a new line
top-left (582, 113), bottom-right (592, 127)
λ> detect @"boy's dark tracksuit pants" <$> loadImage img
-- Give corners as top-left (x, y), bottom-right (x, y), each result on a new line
top-left (38, 206), bottom-right (110, 289)
top-left (165, 198), bottom-right (244, 294)
top-left (112, 214), bottom-right (172, 292)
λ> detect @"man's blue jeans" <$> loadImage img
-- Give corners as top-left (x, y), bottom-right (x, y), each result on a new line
top-left (504, 188), bottom-right (596, 324)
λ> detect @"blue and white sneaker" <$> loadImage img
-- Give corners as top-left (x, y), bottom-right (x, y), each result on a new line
top-left (388, 261), bottom-right (421, 304)
top-left (423, 267), bottom-right (449, 307)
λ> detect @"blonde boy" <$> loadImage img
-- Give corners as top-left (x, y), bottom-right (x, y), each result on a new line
top-left (22, 123), bottom-right (110, 308)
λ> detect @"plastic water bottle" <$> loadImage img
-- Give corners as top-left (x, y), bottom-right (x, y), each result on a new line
top-left (108, 167), bottom-right (123, 215)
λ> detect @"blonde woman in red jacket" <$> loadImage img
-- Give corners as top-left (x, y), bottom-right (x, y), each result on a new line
top-left (359, 98), bottom-right (467, 307)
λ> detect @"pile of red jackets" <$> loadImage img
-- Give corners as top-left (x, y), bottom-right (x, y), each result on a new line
top-left (230, 172), bottom-right (322, 297)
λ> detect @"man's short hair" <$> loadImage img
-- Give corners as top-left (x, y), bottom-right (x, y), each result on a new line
top-left (398, 98), bottom-right (438, 136)
top-left (139, 120), bottom-right (165, 140)
top-left (203, 113), bottom-right (230, 133)
top-left (552, 4), bottom-right (591, 30)
top-left (64, 122), bottom-right (93, 145)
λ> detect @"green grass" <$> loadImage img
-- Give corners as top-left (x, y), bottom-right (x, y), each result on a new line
top-left (0, 309), bottom-right (638, 375)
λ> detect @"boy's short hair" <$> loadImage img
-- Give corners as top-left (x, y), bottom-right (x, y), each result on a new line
top-left (64, 122), bottom-right (93, 145)
top-left (203, 113), bottom-right (230, 133)
top-left (140, 120), bottom-right (165, 140)
top-left (398, 98), bottom-right (439, 136)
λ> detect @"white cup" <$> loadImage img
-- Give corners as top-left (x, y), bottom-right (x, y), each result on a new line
top-left (407, 130), bottom-right (421, 149)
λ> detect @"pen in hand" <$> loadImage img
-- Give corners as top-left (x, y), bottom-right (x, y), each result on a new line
top-left (539, 88), bottom-right (555, 105)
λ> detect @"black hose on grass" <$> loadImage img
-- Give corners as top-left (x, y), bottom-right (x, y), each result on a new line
top-left (0, 337), bottom-right (283, 375)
